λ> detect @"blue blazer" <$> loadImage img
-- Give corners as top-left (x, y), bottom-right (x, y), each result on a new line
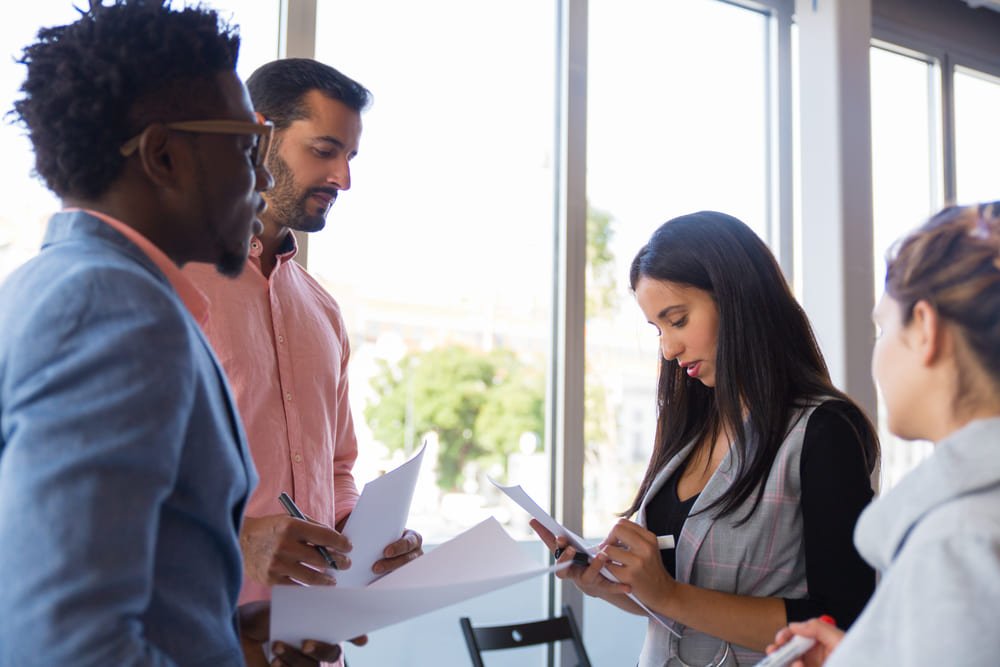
top-left (0, 211), bottom-right (257, 666)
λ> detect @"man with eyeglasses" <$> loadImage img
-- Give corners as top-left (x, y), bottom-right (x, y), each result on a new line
top-left (0, 2), bottom-right (337, 665)
top-left (183, 58), bottom-right (423, 664)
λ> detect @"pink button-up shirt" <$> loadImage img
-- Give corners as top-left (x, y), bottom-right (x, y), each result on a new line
top-left (183, 234), bottom-right (359, 606)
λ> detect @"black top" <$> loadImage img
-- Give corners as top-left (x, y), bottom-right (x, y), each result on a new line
top-left (644, 400), bottom-right (876, 629)
top-left (645, 458), bottom-right (698, 578)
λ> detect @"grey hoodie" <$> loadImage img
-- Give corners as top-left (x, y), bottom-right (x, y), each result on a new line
top-left (828, 417), bottom-right (1000, 667)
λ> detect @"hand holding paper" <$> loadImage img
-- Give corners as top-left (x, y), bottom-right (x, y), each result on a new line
top-left (270, 518), bottom-right (567, 647)
top-left (372, 528), bottom-right (423, 575)
top-left (269, 445), bottom-right (565, 651)
top-left (489, 477), bottom-right (680, 637)
top-left (531, 519), bottom-right (634, 600)
top-left (335, 443), bottom-right (426, 588)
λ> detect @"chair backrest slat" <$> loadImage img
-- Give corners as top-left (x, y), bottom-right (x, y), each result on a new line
top-left (458, 605), bottom-right (592, 667)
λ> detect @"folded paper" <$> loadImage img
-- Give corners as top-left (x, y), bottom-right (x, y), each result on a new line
top-left (490, 477), bottom-right (680, 637)
top-left (270, 517), bottom-right (565, 647)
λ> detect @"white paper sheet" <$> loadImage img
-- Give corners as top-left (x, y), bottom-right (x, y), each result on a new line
top-left (335, 443), bottom-right (426, 588)
top-left (489, 477), bottom-right (681, 637)
top-left (488, 478), bottom-right (593, 554)
top-left (270, 517), bottom-right (565, 647)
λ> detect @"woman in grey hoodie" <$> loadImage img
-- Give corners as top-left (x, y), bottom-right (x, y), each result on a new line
top-left (767, 200), bottom-right (1000, 667)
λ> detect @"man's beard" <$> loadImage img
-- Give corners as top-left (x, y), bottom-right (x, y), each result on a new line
top-left (212, 215), bottom-right (251, 278)
top-left (265, 152), bottom-right (329, 233)
top-left (192, 147), bottom-right (251, 279)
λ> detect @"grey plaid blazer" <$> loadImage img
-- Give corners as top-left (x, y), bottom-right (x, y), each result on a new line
top-left (636, 404), bottom-right (820, 667)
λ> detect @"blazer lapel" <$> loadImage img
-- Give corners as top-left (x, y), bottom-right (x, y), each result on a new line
top-left (674, 445), bottom-right (739, 584)
top-left (637, 440), bottom-right (697, 528)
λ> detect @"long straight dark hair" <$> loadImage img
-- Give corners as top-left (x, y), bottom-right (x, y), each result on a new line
top-left (624, 211), bottom-right (878, 522)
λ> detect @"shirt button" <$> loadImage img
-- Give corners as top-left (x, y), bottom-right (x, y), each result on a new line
top-left (294, 454), bottom-right (302, 463)
top-left (285, 392), bottom-right (292, 401)
top-left (277, 335), bottom-right (285, 344)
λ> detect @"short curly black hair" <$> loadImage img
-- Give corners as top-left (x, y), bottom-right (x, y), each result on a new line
top-left (12, 0), bottom-right (241, 199)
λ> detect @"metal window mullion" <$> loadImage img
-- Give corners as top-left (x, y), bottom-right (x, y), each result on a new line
top-left (939, 53), bottom-right (957, 205)
top-left (924, 54), bottom-right (943, 211)
top-left (549, 1), bottom-right (587, 665)
top-left (278, 0), bottom-right (317, 268)
top-left (770, 5), bottom-right (795, 279)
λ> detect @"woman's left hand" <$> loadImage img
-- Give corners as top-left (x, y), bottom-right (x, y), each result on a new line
top-left (598, 519), bottom-right (677, 604)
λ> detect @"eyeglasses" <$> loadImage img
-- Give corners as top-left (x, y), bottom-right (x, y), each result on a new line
top-left (119, 119), bottom-right (274, 168)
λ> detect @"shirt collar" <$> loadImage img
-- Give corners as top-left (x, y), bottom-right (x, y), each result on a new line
top-left (67, 207), bottom-right (210, 325)
top-left (248, 230), bottom-right (298, 270)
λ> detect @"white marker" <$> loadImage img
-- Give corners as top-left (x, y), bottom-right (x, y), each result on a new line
top-left (656, 535), bottom-right (675, 550)
top-left (752, 635), bottom-right (816, 667)
top-left (752, 615), bottom-right (836, 667)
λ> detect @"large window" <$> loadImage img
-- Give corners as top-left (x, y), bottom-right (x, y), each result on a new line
top-left (954, 66), bottom-right (1000, 204)
top-left (312, 0), bottom-right (557, 547)
top-left (869, 46), bottom-right (1000, 490)
top-left (312, 2), bottom-right (557, 664)
top-left (869, 46), bottom-right (940, 487)
top-left (583, 0), bottom-right (771, 537)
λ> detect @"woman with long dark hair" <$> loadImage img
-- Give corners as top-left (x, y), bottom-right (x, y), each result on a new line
top-left (534, 211), bottom-right (879, 666)
top-left (766, 202), bottom-right (1000, 666)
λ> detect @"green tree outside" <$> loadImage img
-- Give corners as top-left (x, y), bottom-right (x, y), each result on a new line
top-left (365, 203), bottom-right (617, 492)
top-left (365, 344), bottom-right (544, 491)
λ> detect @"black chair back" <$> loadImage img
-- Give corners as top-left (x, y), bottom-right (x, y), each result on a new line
top-left (459, 604), bottom-right (592, 667)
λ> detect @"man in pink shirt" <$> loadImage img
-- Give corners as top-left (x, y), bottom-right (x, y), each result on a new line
top-left (184, 58), bottom-right (423, 644)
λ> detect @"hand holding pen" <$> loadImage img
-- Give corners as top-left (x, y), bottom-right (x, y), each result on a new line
top-left (597, 518), bottom-right (682, 604)
top-left (554, 534), bottom-right (674, 567)
top-left (761, 616), bottom-right (841, 667)
top-left (236, 494), bottom-right (352, 587)
top-left (528, 519), bottom-right (633, 600)
top-left (277, 492), bottom-right (351, 573)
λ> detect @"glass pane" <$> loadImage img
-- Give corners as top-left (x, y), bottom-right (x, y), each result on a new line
top-left (869, 46), bottom-right (939, 488)
top-left (0, 1), bottom-right (281, 283)
top-left (584, 0), bottom-right (769, 536)
top-left (0, 3), bottom-right (79, 282)
top-left (584, 0), bottom-right (769, 658)
top-left (199, 0), bottom-right (281, 82)
top-left (312, 3), bottom-right (556, 664)
top-left (954, 66), bottom-right (1000, 204)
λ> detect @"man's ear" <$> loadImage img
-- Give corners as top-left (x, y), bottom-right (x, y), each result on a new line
top-left (136, 124), bottom-right (184, 189)
top-left (910, 299), bottom-right (943, 366)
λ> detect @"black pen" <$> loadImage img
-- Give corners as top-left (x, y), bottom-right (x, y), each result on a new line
top-left (555, 534), bottom-right (674, 567)
top-left (277, 492), bottom-right (338, 570)
top-left (554, 546), bottom-right (592, 567)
